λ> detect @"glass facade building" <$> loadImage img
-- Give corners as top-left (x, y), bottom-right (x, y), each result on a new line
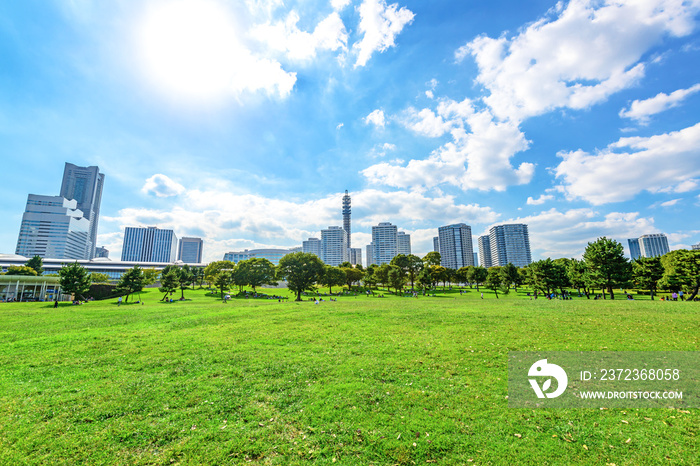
top-left (60, 163), bottom-right (104, 259)
top-left (121, 226), bottom-right (178, 263)
top-left (438, 223), bottom-right (474, 269)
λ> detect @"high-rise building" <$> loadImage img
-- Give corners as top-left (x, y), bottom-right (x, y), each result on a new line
top-left (366, 243), bottom-right (374, 266)
top-left (627, 238), bottom-right (641, 260)
top-left (178, 237), bottom-right (203, 263)
top-left (15, 195), bottom-right (90, 260)
top-left (302, 238), bottom-right (322, 257)
top-left (693, 243), bottom-right (700, 251)
top-left (59, 163), bottom-right (104, 259)
top-left (223, 248), bottom-right (298, 266)
top-left (121, 226), bottom-right (178, 262)
top-left (342, 190), bottom-right (351, 249)
top-left (478, 235), bottom-right (492, 268)
top-left (473, 252), bottom-right (479, 267)
top-left (438, 223), bottom-right (474, 269)
top-left (95, 246), bottom-right (109, 259)
top-left (640, 234), bottom-right (669, 258)
top-left (321, 226), bottom-right (348, 266)
top-left (372, 222), bottom-right (398, 265)
top-left (397, 231), bottom-right (411, 256)
top-left (433, 236), bottom-right (440, 252)
top-left (349, 248), bottom-right (362, 267)
top-left (488, 224), bottom-right (532, 267)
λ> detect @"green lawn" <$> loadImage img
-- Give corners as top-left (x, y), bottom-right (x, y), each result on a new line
top-left (0, 287), bottom-right (697, 465)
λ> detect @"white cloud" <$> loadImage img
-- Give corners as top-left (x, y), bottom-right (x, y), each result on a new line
top-left (363, 100), bottom-right (534, 191)
top-left (354, 0), bottom-right (415, 67)
top-left (619, 83), bottom-right (700, 123)
top-left (425, 90), bottom-right (434, 99)
top-left (252, 10), bottom-right (348, 61)
top-left (555, 122), bottom-right (700, 205)
top-left (458, 0), bottom-right (700, 122)
top-left (336, 123), bottom-right (344, 130)
top-left (368, 142), bottom-right (396, 158)
top-left (331, 0), bottom-right (352, 11)
top-left (141, 174), bottom-right (186, 198)
top-left (526, 194), bottom-right (554, 205)
top-left (660, 198), bottom-right (681, 207)
top-left (364, 109), bottom-right (386, 127)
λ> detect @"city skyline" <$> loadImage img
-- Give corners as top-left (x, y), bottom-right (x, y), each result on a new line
top-left (1, 1), bottom-right (699, 262)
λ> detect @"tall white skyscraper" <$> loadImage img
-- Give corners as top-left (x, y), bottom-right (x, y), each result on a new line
top-left (488, 224), bottom-right (532, 267)
top-left (433, 236), bottom-right (440, 252)
top-left (478, 235), bottom-right (492, 268)
top-left (178, 237), bottom-right (203, 263)
top-left (121, 226), bottom-right (178, 262)
top-left (628, 238), bottom-right (642, 260)
top-left (438, 223), bottom-right (474, 269)
top-left (397, 231), bottom-right (411, 256)
top-left (60, 163), bottom-right (104, 259)
top-left (366, 243), bottom-right (374, 266)
top-left (321, 226), bottom-right (348, 266)
top-left (15, 195), bottom-right (90, 260)
top-left (302, 238), bottom-right (322, 257)
top-left (349, 248), bottom-right (362, 266)
top-left (634, 234), bottom-right (670, 258)
top-left (371, 222), bottom-right (398, 265)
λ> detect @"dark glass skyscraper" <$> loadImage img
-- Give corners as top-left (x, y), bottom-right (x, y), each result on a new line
top-left (60, 163), bottom-right (104, 259)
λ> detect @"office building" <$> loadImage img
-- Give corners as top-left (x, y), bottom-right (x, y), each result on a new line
top-left (628, 234), bottom-right (670, 259)
top-left (438, 223), bottom-right (474, 269)
top-left (478, 235), bottom-right (492, 268)
top-left (350, 248), bottom-right (362, 267)
top-left (302, 238), bottom-right (322, 257)
top-left (223, 248), bottom-right (298, 266)
top-left (366, 243), bottom-right (374, 266)
top-left (60, 163), bottom-right (104, 259)
top-left (95, 246), bottom-right (109, 259)
top-left (433, 236), bottom-right (439, 252)
top-left (693, 243), bottom-right (700, 251)
top-left (15, 194), bottom-right (90, 260)
top-left (371, 222), bottom-right (398, 265)
top-left (321, 226), bottom-right (348, 266)
top-left (488, 224), bottom-right (532, 267)
top-left (121, 226), bottom-right (178, 263)
top-left (178, 237), bottom-right (203, 263)
top-left (342, 190), bottom-right (351, 249)
top-left (627, 238), bottom-right (641, 260)
top-left (473, 252), bottom-right (479, 267)
top-left (397, 231), bottom-right (411, 256)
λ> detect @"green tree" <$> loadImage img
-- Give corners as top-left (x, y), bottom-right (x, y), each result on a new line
top-left (456, 267), bottom-right (470, 287)
top-left (433, 265), bottom-right (449, 289)
top-left (320, 266), bottom-right (346, 294)
top-left (388, 265), bottom-right (406, 293)
top-left (527, 259), bottom-right (557, 297)
top-left (485, 266), bottom-right (503, 298)
top-left (5, 265), bottom-right (38, 276)
top-left (236, 258), bottom-right (277, 293)
top-left (660, 249), bottom-right (700, 300)
top-left (59, 262), bottom-right (91, 301)
top-left (374, 264), bottom-right (392, 290)
top-left (276, 252), bottom-right (325, 302)
top-left (177, 264), bottom-right (194, 299)
top-left (583, 237), bottom-right (631, 300)
top-left (469, 266), bottom-right (488, 292)
top-left (390, 254), bottom-right (423, 290)
top-left (213, 270), bottom-right (233, 300)
top-left (423, 251), bottom-right (442, 267)
top-left (142, 268), bottom-right (160, 286)
top-left (363, 265), bottom-right (377, 290)
top-left (342, 266), bottom-right (364, 290)
top-left (566, 259), bottom-right (589, 298)
top-left (25, 255), bottom-right (43, 275)
top-left (191, 267), bottom-right (205, 288)
top-left (416, 267), bottom-right (433, 293)
top-left (159, 267), bottom-right (179, 301)
top-left (89, 272), bottom-right (111, 284)
top-left (632, 256), bottom-right (664, 300)
top-left (204, 261), bottom-right (236, 286)
top-left (500, 263), bottom-right (519, 291)
top-left (552, 258), bottom-right (572, 296)
top-left (116, 266), bottom-right (145, 303)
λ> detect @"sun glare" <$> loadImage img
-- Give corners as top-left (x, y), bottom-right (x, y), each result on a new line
top-left (138, 0), bottom-right (240, 101)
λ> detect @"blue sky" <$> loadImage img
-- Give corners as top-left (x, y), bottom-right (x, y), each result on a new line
top-left (1, 0), bottom-right (700, 263)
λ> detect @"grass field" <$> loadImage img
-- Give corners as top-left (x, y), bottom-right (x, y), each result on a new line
top-left (0, 286), bottom-right (697, 465)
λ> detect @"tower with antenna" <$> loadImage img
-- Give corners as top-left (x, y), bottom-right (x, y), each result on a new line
top-left (342, 190), bottom-right (351, 249)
